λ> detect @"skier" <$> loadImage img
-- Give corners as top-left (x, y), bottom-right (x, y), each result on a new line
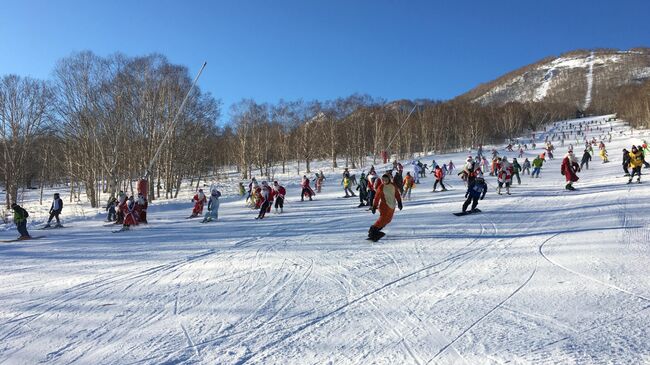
top-left (433, 165), bottom-right (447, 191)
top-left (580, 149), bottom-right (592, 170)
top-left (137, 193), bottom-right (148, 224)
top-left (368, 174), bottom-right (403, 242)
top-left (448, 160), bottom-right (455, 174)
top-left (121, 196), bottom-right (140, 231)
top-left (189, 189), bottom-right (207, 218)
top-left (11, 203), bottom-right (30, 240)
top-left (115, 191), bottom-right (127, 224)
top-left (413, 162), bottom-right (421, 184)
top-left (393, 170), bottom-right (404, 194)
top-left (532, 155), bottom-right (544, 178)
top-left (356, 172), bottom-right (369, 207)
top-left (201, 189), bottom-right (221, 223)
top-left (256, 181), bottom-right (273, 219)
top-left (561, 150), bottom-right (580, 190)
top-left (342, 173), bottom-right (356, 198)
top-left (599, 147), bottom-right (609, 163)
top-left (106, 196), bottom-right (117, 222)
top-left (44, 193), bottom-right (64, 228)
top-left (622, 148), bottom-right (631, 176)
top-left (512, 158), bottom-right (522, 185)
top-left (273, 181), bottom-right (286, 213)
top-left (628, 146), bottom-right (644, 184)
top-left (497, 157), bottom-right (513, 195)
top-left (300, 175), bottom-right (315, 201)
top-left (461, 173), bottom-right (487, 214)
top-left (402, 172), bottom-right (414, 199)
top-left (316, 171), bottom-right (326, 193)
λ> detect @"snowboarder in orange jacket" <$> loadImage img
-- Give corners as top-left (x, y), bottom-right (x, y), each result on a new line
top-left (368, 174), bottom-right (403, 242)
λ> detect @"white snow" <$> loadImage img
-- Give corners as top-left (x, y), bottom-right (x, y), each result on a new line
top-left (583, 51), bottom-right (595, 110)
top-left (1, 116), bottom-right (650, 364)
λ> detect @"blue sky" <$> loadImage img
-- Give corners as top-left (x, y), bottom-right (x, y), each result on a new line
top-left (1, 0), bottom-right (648, 121)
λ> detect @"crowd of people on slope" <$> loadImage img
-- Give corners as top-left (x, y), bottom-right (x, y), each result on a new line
top-left (5, 118), bottom-right (647, 241)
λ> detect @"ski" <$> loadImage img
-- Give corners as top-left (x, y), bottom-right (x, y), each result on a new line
top-left (1, 236), bottom-right (46, 243)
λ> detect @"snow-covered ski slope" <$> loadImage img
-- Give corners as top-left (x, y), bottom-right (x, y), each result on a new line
top-left (1, 116), bottom-right (649, 364)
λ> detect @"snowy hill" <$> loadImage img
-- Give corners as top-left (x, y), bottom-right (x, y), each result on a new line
top-left (458, 48), bottom-right (650, 109)
top-left (1, 116), bottom-right (650, 364)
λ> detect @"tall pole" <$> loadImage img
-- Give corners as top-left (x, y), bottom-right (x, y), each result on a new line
top-left (144, 61), bottom-right (207, 179)
top-left (385, 104), bottom-right (417, 152)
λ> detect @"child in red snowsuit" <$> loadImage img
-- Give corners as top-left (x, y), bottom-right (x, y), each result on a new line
top-left (368, 174), bottom-right (403, 242)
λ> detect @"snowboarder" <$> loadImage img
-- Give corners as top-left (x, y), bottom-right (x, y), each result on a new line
top-left (599, 148), bottom-right (609, 163)
top-left (190, 189), bottom-right (207, 218)
top-left (561, 150), bottom-right (580, 190)
top-left (300, 175), bottom-right (315, 201)
top-left (368, 174), bottom-right (403, 242)
top-left (273, 181), bottom-right (286, 213)
top-left (11, 203), bottom-right (30, 240)
top-left (44, 193), bottom-right (63, 228)
top-left (512, 158), bottom-right (522, 185)
top-left (342, 173), bottom-right (356, 198)
top-left (433, 165), bottom-right (447, 191)
top-left (628, 146), bottom-right (644, 184)
top-left (580, 149), bottom-right (592, 170)
top-left (461, 173), bottom-right (487, 214)
top-left (120, 196), bottom-right (141, 231)
top-left (202, 189), bottom-right (221, 223)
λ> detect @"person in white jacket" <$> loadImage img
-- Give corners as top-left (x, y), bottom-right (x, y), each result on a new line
top-left (44, 193), bottom-right (64, 228)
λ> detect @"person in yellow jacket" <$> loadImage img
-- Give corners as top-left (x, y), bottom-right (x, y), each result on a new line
top-left (402, 172), bottom-right (415, 199)
top-left (599, 148), bottom-right (609, 163)
top-left (368, 174), bottom-right (403, 242)
top-left (343, 176), bottom-right (356, 198)
top-left (628, 146), bottom-right (644, 184)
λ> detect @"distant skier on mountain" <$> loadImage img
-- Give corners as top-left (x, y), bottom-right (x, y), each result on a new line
top-left (202, 189), bottom-right (221, 223)
top-left (561, 150), bottom-right (580, 191)
top-left (44, 193), bottom-right (63, 228)
top-left (190, 189), bottom-right (207, 218)
top-left (342, 170), bottom-right (356, 198)
top-left (511, 158), bottom-right (522, 185)
top-left (368, 174), bottom-right (402, 242)
top-left (402, 171), bottom-right (414, 199)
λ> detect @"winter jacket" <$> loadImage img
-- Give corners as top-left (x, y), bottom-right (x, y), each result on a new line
top-left (13, 206), bottom-right (29, 224)
top-left (561, 156), bottom-right (579, 182)
top-left (466, 179), bottom-right (487, 199)
top-left (629, 151), bottom-right (644, 168)
top-left (623, 151), bottom-right (631, 166)
top-left (581, 151), bottom-right (591, 163)
top-left (434, 168), bottom-right (444, 180)
top-left (50, 198), bottom-right (63, 214)
top-left (373, 183), bottom-right (402, 210)
top-left (532, 157), bottom-right (544, 168)
top-left (512, 161), bottom-right (521, 173)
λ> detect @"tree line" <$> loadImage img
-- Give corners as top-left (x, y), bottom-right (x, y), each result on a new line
top-left (2, 50), bottom-right (607, 209)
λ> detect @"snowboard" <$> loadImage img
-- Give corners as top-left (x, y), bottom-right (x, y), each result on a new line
top-left (366, 231), bottom-right (386, 242)
top-left (453, 208), bottom-right (482, 216)
top-left (1, 236), bottom-right (46, 243)
top-left (39, 225), bottom-right (66, 230)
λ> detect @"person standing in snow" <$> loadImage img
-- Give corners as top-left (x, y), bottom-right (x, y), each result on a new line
top-left (256, 181), bottom-right (273, 219)
top-left (11, 203), bottom-right (30, 240)
top-left (106, 196), bottom-right (117, 222)
top-left (561, 150), bottom-right (580, 190)
top-left (115, 191), bottom-right (127, 224)
top-left (433, 165), bottom-right (447, 191)
top-left (393, 170), bottom-right (404, 194)
top-left (190, 189), bottom-right (207, 218)
top-left (342, 172), bottom-right (356, 198)
top-left (368, 174), bottom-right (403, 242)
top-left (462, 173), bottom-right (487, 214)
top-left (580, 149), bottom-right (592, 170)
top-left (599, 147), bottom-right (609, 163)
top-left (202, 189), bottom-right (221, 223)
top-left (44, 193), bottom-right (64, 228)
top-left (413, 162), bottom-right (421, 184)
top-left (357, 172), bottom-right (369, 207)
top-left (622, 148), bottom-right (631, 176)
top-left (448, 160), bottom-right (455, 174)
top-left (628, 146), bottom-right (644, 184)
top-left (532, 156), bottom-right (544, 178)
top-left (316, 171), bottom-right (326, 193)
top-left (137, 193), bottom-right (148, 224)
top-left (273, 181), bottom-right (286, 213)
top-left (300, 175), bottom-right (315, 201)
top-left (512, 158), bottom-right (522, 185)
top-left (121, 196), bottom-right (141, 231)
top-left (497, 157), bottom-right (513, 195)
top-left (402, 171), bottom-right (414, 199)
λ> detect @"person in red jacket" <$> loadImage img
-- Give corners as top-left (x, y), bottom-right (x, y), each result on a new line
top-left (256, 181), bottom-right (273, 219)
top-left (273, 181), bottom-right (286, 213)
top-left (121, 196), bottom-right (140, 230)
top-left (433, 165), bottom-right (447, 191)
top-left (561, 150), bottom-right (580, 191)
top-left (301, 175), bottom-right (315, 201)
top-left (190, 189), bottom-right (207, 217)
top-left (137, 193), bottom-right (148, 224)
top-left (368, 174), bottom-right (403, 242)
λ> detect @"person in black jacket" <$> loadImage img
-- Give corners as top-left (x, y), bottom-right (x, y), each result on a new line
top-left (580, 149), bottom-right (592, 170)
top-left (44, 193), bottom-right (63, 228)
top-left (622, 148), bottom-right (631, 176)
top-left (462, 174), bottom-right (487, 213)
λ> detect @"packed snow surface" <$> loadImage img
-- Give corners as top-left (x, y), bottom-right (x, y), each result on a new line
top-left (1, 116), bottom-right (649, 364)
